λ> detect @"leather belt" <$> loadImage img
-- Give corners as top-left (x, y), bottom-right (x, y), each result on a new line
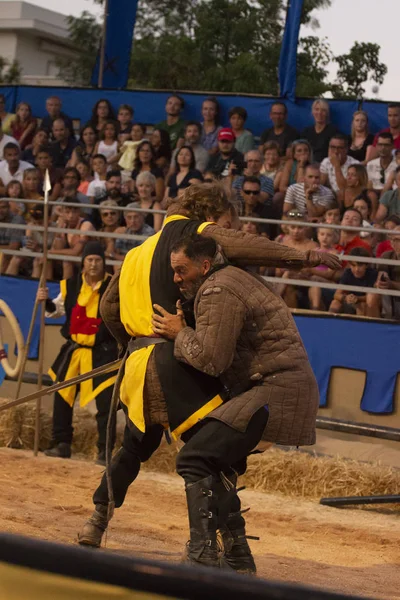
top-left (128, 337), bottom-right (167, 354)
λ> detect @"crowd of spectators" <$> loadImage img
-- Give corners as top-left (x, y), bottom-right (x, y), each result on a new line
top-left (1, 92), bottom-right (400, 319)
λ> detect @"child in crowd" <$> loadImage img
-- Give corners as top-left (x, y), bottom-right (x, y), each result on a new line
top-left (76, 160), bottom-right (93, 196)
top-left (5, 180), bottom-right (25, 217)
top-left (308, 227), bottom-right (339, 310)
top-left (118, 124), bottom-right (144, 181)
top-left (22, 168), bottom-right (43, 201)
top-left (329, 247), bottom-right (380, 317)
top-left (94, 120), bottom-right (120, 165)
top-left (117, 104), bottom-right (134, 144)
top-left (87, 154), bottom-right (108, 201)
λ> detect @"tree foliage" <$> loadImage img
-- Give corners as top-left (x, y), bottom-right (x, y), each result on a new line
top-left (0, 57), bottom-right (21, 84)
top-left (332, 42), bottom-right (388, 99)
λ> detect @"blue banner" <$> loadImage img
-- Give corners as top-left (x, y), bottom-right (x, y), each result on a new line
top-left (278, 0), bottom-right (305, 101)
top-left (91, 0), bottom-right (139, 89)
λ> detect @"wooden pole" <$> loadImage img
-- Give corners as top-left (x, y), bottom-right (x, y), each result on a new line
top-left (98, 0), bottom-right (109, 88)
top-left (33, 170), bottom-right (51, 456)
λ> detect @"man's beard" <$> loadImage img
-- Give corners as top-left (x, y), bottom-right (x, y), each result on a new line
top-left (108, 188), bottom-right (120, 199)
top-left (180, 275), bottom-right (207, 300)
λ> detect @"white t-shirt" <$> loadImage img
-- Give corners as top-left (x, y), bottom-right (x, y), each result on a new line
top-left (87, 179), bottom-right (106, 199)
top-left (0, 134), bottom-right (19, 160)
top-left (0, 159), bottom-right (33, 185)
top-left (366, 158), bottom-right (397, 190)
top-left (320, 156), bottom-right (359, 193)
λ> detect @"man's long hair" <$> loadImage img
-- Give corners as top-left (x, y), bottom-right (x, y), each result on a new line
top-left (168, 182), bottom-right (231, 222)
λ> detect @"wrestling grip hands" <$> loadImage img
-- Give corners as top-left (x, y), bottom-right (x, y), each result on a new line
top-left (307, 250), bottom-right (342, 270)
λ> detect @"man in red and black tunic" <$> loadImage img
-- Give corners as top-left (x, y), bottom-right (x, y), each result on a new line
top-left (37, 241), bottom-right (118, 464)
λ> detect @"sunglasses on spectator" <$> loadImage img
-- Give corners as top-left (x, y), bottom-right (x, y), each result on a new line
top-left (243, 189), bottom-right (259, 195)
top-left (286, 210), bottom-right (305, 218)
top-left (102, 211), bottom-right (117, 216)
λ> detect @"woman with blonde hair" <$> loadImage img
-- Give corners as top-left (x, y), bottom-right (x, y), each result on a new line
top-left (301, 99), bottom-right (339, 163)
top-left (348, 110), bottom-right (374, 163)
top-left (135, 171), bottom-right (163, 232)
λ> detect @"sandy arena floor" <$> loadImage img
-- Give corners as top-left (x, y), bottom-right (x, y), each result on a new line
top-left (0, 448), bottom-right (399, 599)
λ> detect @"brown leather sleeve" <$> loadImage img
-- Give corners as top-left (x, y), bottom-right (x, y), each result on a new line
top-left (100, 272), bottom-right (131, 350)
top-left (202, 225), bottom-right (309, 268)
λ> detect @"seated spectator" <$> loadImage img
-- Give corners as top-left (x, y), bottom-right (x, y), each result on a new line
top-left (130, 140), bottom-right (165, 203)
top-left (367, 103), bottom-right (400, 161)
top-left (40, 96), bottom-right (74, 140)
top-left (97, 200), bottom-right (120, 260)
top-left (348, 110), bottom-right (374, 163)
top-left (117, 104), bottom-right (134, 143)
top-left (151, 128), bottom-right (172, 172)
top-left (6, 203), bottom-right (54, 279)
top-left (324, 203), bottom-right (341, 226)
top-left (0, 118), bottom-right (18, 160)
top-left (118, 130), bottom-right (142, 178)
top-left (376, 215), bottom-right (400, 257)
top-left (336, 208), bottom-right (371, 257)
top-left (69, 124), bottom-right (97, 167)
top-left (239, 176), bottom-right (274, 235)
top-left (206, 128), bottom-right (245, 179)
top-left (0, 143), bottom-right (33, 194)
top-left (337, 164), bottom-right (369, 211)
top-left (353, 194), bottom-right (373, 241)
top-left (0, 94), bottom-right (15, 135)
top-left (22, 168), bottom-right (43, 201)
top-left (301, 99), bottom-right (339, 163)
top-left (0, 199), bottom-right (25, 273)
top-left (131, 123), bottom-right (146, 142)
top-left (229, 106), bottom-right (254, 154)
top-left (170, 121), bottom-right (208, 174)
top-left (92, 170), bottom-right (132, 220)
top-left (35, 146), bottom-right (62, 202)
top-left (135, 171), bottom-right (163, 232)
top-left (377, 225), bottom-right (400, 319)
top-left (111, 201), bottom-right (155, 266)
top-left (88, 98), bottom-right (117, 135)
top-left (87, 154), bottom-right (108, 202)
top-left (200, 97), bottom-right (222, 155)
top-left (165, 145), bottom-right (203, 200)
top-left (381, 148), bottom-right (400, 193)
top-left (329, 247), bottom-right (379, 317)
top-left (259, 102), bottom-right (298, 155)
top-left (56, 167), bottom-right (90, 217)
top-left (21, 129), bottom-right (49, 164)
top-left (232, 150), bottom-right (274, 204)
top-left (155, 94), bottom-right (186, 150)
top-left (51, 197), bottom-right (96, 279)
top-left (10, 102), bottom-right (37, 150)
top-left (308, 227), bottom-right (339, 310)
top-left (94, 120), bottom-right (120, 166)
top-left (278, 139), bottom-right (312, 194)
top-left (260, 141), bottom-right (281, 188)
top-left (5, 180), bottom-right (25, 217)
top-left (283, 163), bottom-right (334, 219)
top-left (375, 166), bottom-right (400, 223)
top-left (76, 160), bottom-right (93, 196)
top-left (50, 118), bottom-right (77, 169)
top-left (366, 132), bottom-right (396, 192)
top-left (241, 218), bottom-right (260, 235)
top-left (320, 134), bottom-right (359, 193)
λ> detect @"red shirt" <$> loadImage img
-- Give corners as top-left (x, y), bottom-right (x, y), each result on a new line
top-left (335, 236), bottom-right (371, 265)
top-left (376, 239), bottom-right (392, 257)
top-left (373, 127), bottom-right (400, 148)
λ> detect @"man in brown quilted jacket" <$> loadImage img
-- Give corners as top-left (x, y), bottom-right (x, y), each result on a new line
top-left (152, 233), bottom-right (320, 573)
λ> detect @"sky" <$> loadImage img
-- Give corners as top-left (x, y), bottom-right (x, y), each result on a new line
top-left (9, 0), bottom-right (400, 101)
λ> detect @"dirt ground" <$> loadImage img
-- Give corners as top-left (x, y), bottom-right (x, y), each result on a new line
top-left (0, 449), bottom-right (399, 599)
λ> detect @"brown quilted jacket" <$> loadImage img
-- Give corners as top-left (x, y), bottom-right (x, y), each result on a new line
top-left (174, 266), bottom-right (319, 446)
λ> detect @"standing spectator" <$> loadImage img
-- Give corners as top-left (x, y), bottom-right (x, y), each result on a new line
top-left (348, 111), bottom-right (374, 163)
top-left (135, 171), bottom-right (163, 232)
top-left (278, 139), bottom-right (312, 194)
top-left (320, 134), bottom-right (359, 193)
top-left (0, 143), bottom-right (32, 193)
top-left (0, 94), bottom-right (15, 134)
top-left (40, 96), bottom-right (74, 140)
top-left (329, 247), bottom-right (379, 317)
top-left (117, 104), bottom-right (134, 143)
top-left (130, 141), bottom-right (165, 203)
top-left (94, 121), bottom-right (120, 166)
top-left (206, 128), bottom-right (244, 178)
top-left (155, 94), bottom-right (186, 150)
top-left (232, 150), bottom-right (274, 204)
top-left (36, 146), bottom-right (62, 202)
top-left (375, 167), bottom-right (400, 222)
top-left (50, 118), bottom-right (77, 169)
top-left (0, 119), bottom-right (18, 160)
top-left (260, 141), bottom-right (281, 187)
top-left (69, 124), bottom-right (97, 167)
top-left (259, 102), bottom-right (298, 155)
top-left (170, 122), bottom-right (209, 174)
top-left (0, 199), bottom-right (25, 273)
top-left (200, 96), bottom-right (222, 154)
top-left (368, 103), bottom-right (400, 161)
top-left (151, 128), bottom-right (172, 172)
top-left (111, 202), bottom-right (155, 264)
top-left (165, 146), bottom-right (203, 200)
top-left (87, 155), bottom-right (108, 203)
top-left (337, 164), bottom-right (369, 211)
top-left (88, 99), bottom-right (117, 135)
top-left (10, 102), bottom-right (37, 150)
top-left (21, 129), bottom-right (49, 164)
top-left (367, 132), bottom-right (396, 192)
top-left (283, 164), bottom-right (334, 218)
top-left (336, 208), bottom-right (371, 257)
top-left (377, 226), bottom-right (400, 319)
top-left (229, 106), bottom-right (255, 155)
top-left (301, 99), bottom-right (339, 163)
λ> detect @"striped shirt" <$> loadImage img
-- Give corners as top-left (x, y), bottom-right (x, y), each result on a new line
top-left (284, 183), bottom-right (334, 214)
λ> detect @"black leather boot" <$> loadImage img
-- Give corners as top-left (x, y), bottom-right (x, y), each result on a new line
top-left (77, 504), bottom-right (109, 548)
top-left (44, 442), bottom-right (71, 459)
top-left (220, 508), bottom-right (257, 575)
top-left (184, 476), bottom-right (233, 569)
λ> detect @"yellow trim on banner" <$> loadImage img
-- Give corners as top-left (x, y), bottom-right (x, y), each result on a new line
top-left (171, 394), bottom-right (224, 440)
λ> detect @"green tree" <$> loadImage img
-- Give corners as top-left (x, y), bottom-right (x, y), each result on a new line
top-left (0, 57), bottom-right (21, 84)
top-left (333, 42), bottom-right (387, 99)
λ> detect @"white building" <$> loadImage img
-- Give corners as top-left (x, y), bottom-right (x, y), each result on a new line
top-left (0, 1), bottom-right (78, 85)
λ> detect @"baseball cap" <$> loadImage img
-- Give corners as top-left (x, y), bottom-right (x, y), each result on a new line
top-left (218, 128), bottom-right (236, 142)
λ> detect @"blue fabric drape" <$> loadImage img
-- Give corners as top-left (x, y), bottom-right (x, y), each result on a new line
top-left (278, 0), bottom-right (305, 101)
top-left (91, 0), bottom-right (139, 89)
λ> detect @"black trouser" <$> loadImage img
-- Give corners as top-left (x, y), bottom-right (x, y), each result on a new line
top-left (52, 385), bottom-right (116, 452)
top-left (93, 423), bottom-right (164, 507)
top-left (176, 407), bottom-right (269, 486)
